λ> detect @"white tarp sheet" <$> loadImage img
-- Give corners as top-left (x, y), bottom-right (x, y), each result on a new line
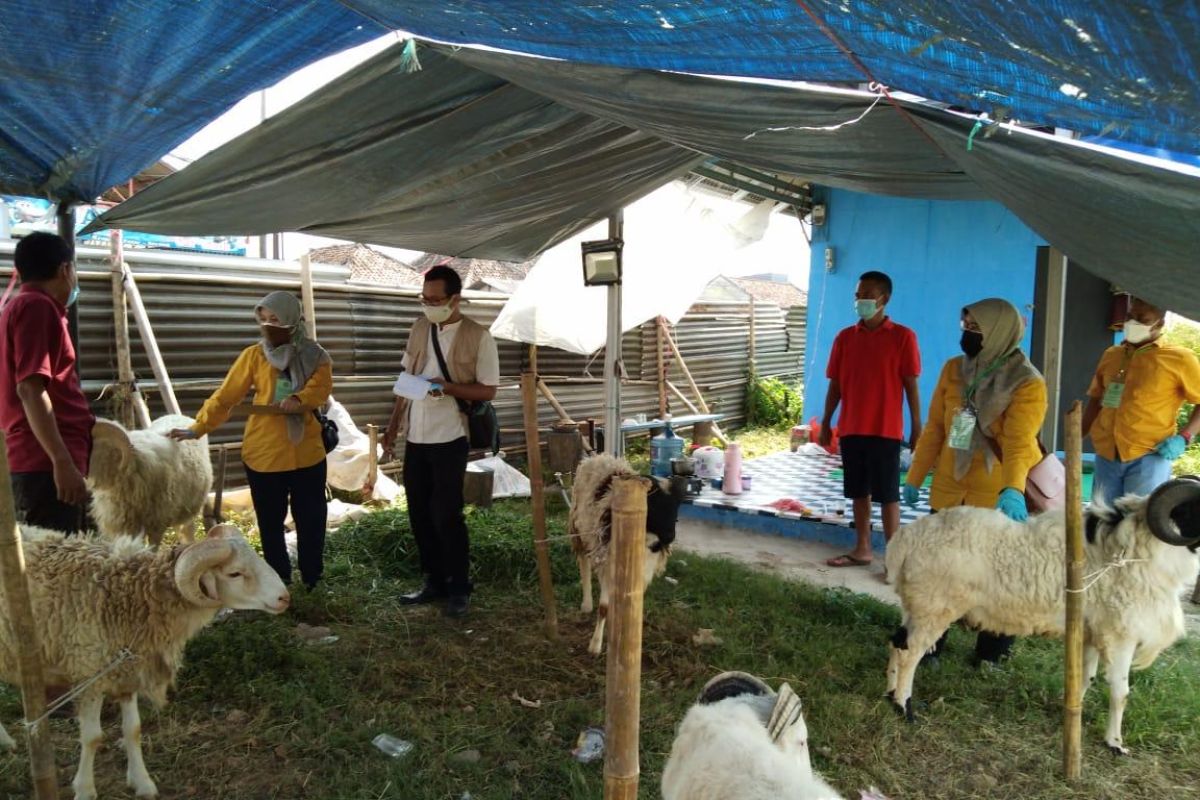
top-left (489, 181), bottom-right (783, 355)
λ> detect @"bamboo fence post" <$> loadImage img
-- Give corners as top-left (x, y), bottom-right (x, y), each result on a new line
top-left (1063, 401), bottom-right (1085, 781)
top-left (537, 379), bottom-right (572, 422)
top-left (661, 322), bottom-right (730, 441)
top-left (665, 381), bottom-right (728, 446)
top-left (748, 299), bottom-right (757, 366)
top-left (520, 372), bottom-right (558, 637)
top-left (0, 433), bottom-right (58, 799)
top-left (365, 424), bottom-right (378, 496)
top-left (656, 316), bottom-right (667, 418)
top-left (123, 268), bottom-right (181, 415)
top-left (109, 234), bottom-right (151, 428)
top-left (213, 444), bottom-right (228, 524)
top-left (604, 475), bottom-right (648, 800)
top-left (299, 252), bottom-right (316, 339)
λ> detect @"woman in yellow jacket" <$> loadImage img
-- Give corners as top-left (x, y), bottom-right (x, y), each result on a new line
top-left (170, 292), bottom-right (333, 590)
top-left (902, 297), bottom-right (1047, 664)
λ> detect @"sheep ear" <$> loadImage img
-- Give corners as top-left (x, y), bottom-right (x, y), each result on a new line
top-left (89, 419), bottom-right (134, 476)
top-left (205, 523), bottom-right (240, 541)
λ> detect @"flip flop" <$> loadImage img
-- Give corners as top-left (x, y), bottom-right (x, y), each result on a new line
top-left (826, 553), bottom-right (872, 568)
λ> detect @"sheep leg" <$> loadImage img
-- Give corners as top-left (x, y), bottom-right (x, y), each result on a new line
top-left (1083, 644), bottom-right (1100, 694)
top-left (892, 623), bottom-right (949, 722)
top-left (71, 692), bottom-right (105, 800)
top-left (588, 577), bottom-right (610, 656)
top-left (120, 693), bottom-right (158, 798)
top-left (1103, 641), bottom-right (1136, 756)
top-left (0, 721), bottom-right (15, 750)
top-left (578, 555), bottom-right (593, 614)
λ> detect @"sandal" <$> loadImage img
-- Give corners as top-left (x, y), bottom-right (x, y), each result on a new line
top-left (825, 553), bottom-right (872, 568)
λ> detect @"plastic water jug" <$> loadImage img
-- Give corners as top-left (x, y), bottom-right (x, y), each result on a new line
top-left (650, 415), bottom-right (685, 478)
top-left (722, 442), bottom-right (743, 495)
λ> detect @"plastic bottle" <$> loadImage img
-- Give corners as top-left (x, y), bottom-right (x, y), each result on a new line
top-left (722, 442), bottom-right (743, 495)
top-left (650, 415), bottom-right (685, 478)
top-left (372, 733), bottom-right (414, 758)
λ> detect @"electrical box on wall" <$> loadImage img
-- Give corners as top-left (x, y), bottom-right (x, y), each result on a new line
top-left (824, 246), bottom-right (835, 273)
top-left (811, 203), bottom-right (827, 226)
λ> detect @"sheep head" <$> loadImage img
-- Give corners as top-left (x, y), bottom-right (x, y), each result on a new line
top-left (174, 525), bottom-right (290, 613)
top-left (89, 419), bottom-right (134, 488)
top-left (646, 476), bottom-right (684, 553)
top-left (1145, 476), bottom-right (1200, 548)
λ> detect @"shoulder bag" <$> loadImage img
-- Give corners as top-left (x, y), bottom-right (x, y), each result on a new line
top-left (429, 329), bottom-right (500, 454)
top-left (982, 432), bottom-right (1065, 513)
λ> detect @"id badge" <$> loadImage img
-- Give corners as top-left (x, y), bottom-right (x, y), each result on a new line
top-left (1101, 381), bottom-right (1124, 409)
top-left (274, 376), bottom-right (294, 403)
top-left (948, 408), bottom-right (976, 451)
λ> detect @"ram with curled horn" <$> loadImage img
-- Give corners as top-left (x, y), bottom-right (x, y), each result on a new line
top-left (884, 477), bottom-right (1200, 754)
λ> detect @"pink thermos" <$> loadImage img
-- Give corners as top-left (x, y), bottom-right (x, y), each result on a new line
top-left (722, 442), bottom-right (743, 495)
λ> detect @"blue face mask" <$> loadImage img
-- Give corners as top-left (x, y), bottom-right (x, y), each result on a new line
top-left (854, 299), bottom-right (878, 320)
top-left (66, 283), bottom-right (80, 307)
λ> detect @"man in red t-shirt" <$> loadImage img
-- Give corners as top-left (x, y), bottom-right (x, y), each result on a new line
top-left (0, 232), bottom-right (93, 533)
top-left (819, 270), bottom-right (921, 567)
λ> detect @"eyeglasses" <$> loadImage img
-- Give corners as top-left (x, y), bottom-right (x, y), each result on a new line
top-left (419, 295), bottom-right (453, 307)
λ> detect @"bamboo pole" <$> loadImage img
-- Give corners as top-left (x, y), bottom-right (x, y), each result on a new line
top-left (110, 234), bottom-right (151, 428)
top-left (520, 372), bottom-right (558, 637)
top-left (656, 316), bottom-right (667, 418)
top-left (604, 475), bottom-right (648, 800)
top-left (0, 433), bottom-right (58, 799)
top-left (661, 322), bottom-right (709, 412)
top-left (123, 267), bottom-right (181, 415)
top-left (299, 253), bottom-right (316, 339)
top-left (748, 300), bottom-right (757, 365)
top-left (1063, 400), bottom-right (1084, 781)
top-left (536, 379), bottom-right (572, 422)
top-left (213, 444), bottom-right (228, 524)
top-left (665, 381), bottom-right (728, 446)
top-left (365, 424), bottom-right (378, 496)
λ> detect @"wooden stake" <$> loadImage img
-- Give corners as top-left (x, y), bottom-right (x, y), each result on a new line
top-left (521, 372), bottom-right (558, 637)
top-left (299, 252), bottom-right (317, 339)
top-left (365, 424), bottom-right (378, 496)
top-left (604, 475), bottom-right (648, 800)
top-left (124, 268), bottom-right (181, 415)
top-left (656, 316), bottom-right (667, 418)
top-left (748, 299), bottom-right (757, 365)
top-left (213, 444), bottom-right (228, 524)
top-left (1063, 400), bottom-right (1084, 781)
top-left (666, 381), bottom-right (728, 446)
top-left (662, 322), bottom-right (708, 413)
top-left (110, 235), bottom-right (151, 428)
top-left (0, 433), bottom-right (58, 799)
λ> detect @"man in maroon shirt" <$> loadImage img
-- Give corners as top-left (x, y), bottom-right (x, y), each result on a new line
top-left (819, 270), bottom-right (921, 567)
top-left (0, 232), bottom-right (93, 533)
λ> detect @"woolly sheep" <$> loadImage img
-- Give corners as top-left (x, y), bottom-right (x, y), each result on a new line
top-left (568, 453), bottom-right (683, 655)
top-left (89, 414), bottom-right (213, 546)
top-left (0, 524), bottom-right (289, 800)
top-left (662, 671), bottom-right (845, 800)
top-left (885, 478), bottom-right (1200, 754)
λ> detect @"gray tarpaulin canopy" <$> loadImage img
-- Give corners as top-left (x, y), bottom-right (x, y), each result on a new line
top-left (89, 40), bottom-right (1200, 316)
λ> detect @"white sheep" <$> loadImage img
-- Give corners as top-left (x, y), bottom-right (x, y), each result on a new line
top-left (662, 671), bottom-right (845, 800)
top-left (89, 414), bottom-right (213, 546)
top-left (568, 453), bottom-right (683, 655)
top-left (885, 478), bottom-right (1200, 754)
top-left (0, 524), bottom-right (289, 800)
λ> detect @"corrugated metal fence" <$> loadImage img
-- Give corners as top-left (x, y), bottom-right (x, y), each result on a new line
top-left (1, 243), bottom-right (804, 486)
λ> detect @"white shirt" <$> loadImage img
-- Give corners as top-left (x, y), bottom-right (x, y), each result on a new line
top-left (401, 319), bottom-right (500, 444)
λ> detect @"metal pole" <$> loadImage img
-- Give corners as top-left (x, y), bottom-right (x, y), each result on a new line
top-left (299, 253), bottom-right (317, 339)
top-left (604, 211), bottom-right (624, 457)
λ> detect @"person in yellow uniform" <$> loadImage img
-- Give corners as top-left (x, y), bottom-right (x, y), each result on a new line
top-left (902, 297), bottom-right (1048, 665)
top-left (169, 292), bottom-right (333, 590)
top-left (1083, 296), bottom-right (1200, 501)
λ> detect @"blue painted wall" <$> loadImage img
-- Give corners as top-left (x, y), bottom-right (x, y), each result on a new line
top-left (804, 188), bottom-right (1046, 437)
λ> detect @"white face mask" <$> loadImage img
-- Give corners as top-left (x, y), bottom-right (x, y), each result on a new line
top-left (1123, 319), bottom-right (1157, 344)
top-left (423, 302), bottom-right (454, 324)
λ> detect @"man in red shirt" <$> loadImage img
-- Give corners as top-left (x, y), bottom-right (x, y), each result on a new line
top-left (819, 271), bottom-right (921, 567)
top-left (0, 232), bottom-right (93, 533)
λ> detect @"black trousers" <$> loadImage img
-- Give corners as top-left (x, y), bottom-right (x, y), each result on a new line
top-left (244, 459), bottom-right (328, 588)
top-left (403, 437), bottom-right (471, 596)
top-left (11, 471), bottom-right (87, 534)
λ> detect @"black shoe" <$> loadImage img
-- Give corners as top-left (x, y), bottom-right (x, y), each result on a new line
top-left (400, 585), bottom-right (446, 605)
top-left (444, 594), bottom-right (470, 618)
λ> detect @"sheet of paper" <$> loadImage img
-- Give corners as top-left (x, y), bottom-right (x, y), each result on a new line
top-left (392, 373), bottom-right (433, 401)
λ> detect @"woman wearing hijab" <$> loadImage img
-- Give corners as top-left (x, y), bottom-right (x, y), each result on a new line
top-left (169, 292), bottom-right (333, 590)
top-left (902, 298), bottom-right (1048, 664)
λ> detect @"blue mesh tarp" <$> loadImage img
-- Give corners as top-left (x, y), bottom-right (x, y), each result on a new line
top-left (0, 1), bottom-right (382, 202)
top-left (344, 0), bottom-right (1200, 157)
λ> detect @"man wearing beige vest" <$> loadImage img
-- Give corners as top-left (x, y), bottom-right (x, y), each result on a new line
top-left (382, 265), bottom-right (500, 617)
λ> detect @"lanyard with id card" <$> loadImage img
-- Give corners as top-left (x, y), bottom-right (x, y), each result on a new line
top-left (274, 375), bottom-right (295, 403)
top-left (948, 407), bottom-right (977, 450)
top-left (1102, 344), bottom-right (1152, 409)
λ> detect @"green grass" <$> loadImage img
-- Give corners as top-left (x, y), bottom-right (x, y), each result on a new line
top-left (2, 501), bottom-right (1198, 799)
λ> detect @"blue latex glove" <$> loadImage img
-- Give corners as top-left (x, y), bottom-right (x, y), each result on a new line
top-left (996, 488), bottom-right (1028, 522)
top-left (1155, 434), bottom-right (1187, 461)
top-left (902, 484), bottom-right (921, 508)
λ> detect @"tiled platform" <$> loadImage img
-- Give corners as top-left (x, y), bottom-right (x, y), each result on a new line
top-left (680, 450), bottom-right (931, 553)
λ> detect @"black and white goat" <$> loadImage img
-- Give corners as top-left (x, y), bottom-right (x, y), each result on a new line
top-left (885, 477), bottom-right (1200, 754)
top-left (567, 453), bottom-right (683, 655)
